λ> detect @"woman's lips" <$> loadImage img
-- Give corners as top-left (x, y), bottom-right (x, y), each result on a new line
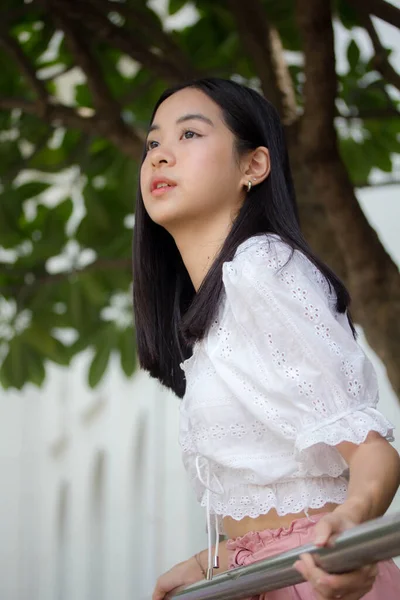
top-left (151, 184), bottom-right (177, 197)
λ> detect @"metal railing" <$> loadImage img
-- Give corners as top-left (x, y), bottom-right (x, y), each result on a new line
top-left (167, 512), bottom-right (400, 600)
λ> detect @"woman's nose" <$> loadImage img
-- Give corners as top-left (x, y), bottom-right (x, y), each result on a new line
top-left (151, 147), bottom-right (176, 167)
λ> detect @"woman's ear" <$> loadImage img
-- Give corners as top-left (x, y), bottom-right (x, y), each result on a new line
top-left (241, 146), bottom-right (271, 188)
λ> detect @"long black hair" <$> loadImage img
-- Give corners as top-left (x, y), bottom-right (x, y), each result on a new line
top-left (133, 77), bottom-right (356, 398)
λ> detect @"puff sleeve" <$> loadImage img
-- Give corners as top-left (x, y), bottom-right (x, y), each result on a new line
top-left (221, 236), bottom-right (394, 458)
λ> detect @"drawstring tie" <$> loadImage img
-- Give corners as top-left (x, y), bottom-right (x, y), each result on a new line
top-left (304, 507), bottom-right (317, 523)
top-left (195, 456), bottom-right (315, 579)
top-left (195, 455), bottom-right (224, 580)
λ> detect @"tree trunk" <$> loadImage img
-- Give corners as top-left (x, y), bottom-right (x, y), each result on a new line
top-left (295, 0), bottom-right (400, 398)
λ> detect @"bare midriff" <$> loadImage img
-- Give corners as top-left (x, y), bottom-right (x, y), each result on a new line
top-left (222, 502), bottom-right (340, 539)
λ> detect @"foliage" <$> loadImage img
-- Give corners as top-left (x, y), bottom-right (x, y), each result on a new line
top-left (0, 0), bottom-right (399, 390)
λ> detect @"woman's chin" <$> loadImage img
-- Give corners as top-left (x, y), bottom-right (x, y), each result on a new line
top-left (148, 207), bottom-right (188, 231)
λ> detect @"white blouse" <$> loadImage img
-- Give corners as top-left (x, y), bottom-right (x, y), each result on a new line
top-left (178, 234), bottom-right (394, 578)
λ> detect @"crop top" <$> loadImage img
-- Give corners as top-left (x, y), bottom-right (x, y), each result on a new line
top-left (178, 234), bottom-right (394, 579)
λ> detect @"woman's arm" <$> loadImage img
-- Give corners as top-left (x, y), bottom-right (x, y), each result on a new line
top-left (294, 432), bottom-right (400, 599)
top-left (332, 431), bottom-right (400, 526)
top-left (199, 433), bottom-right (400, 574)
top-left (152, 541), bottom-right (231, 600)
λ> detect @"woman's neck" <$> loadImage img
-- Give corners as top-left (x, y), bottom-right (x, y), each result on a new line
top-left (173, 221), bottom-right (232, 291)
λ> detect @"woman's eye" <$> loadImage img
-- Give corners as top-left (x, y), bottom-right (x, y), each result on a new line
top-left (146, 140), bottom-right (158, 151)
top-left (146, 130), bottom-right (200, 151)
top-left (182, 130), bottom-right (198, 140)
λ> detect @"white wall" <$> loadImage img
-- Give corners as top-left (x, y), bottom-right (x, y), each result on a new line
top-left (0, 354), bottom-right (207, 600)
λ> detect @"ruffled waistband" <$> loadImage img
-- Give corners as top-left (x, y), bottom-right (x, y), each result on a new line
top-left (226, 511), bottom-right (329, 552)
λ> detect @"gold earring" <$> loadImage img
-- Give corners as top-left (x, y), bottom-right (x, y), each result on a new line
top-left (247, 180), bottom-right (252, 192)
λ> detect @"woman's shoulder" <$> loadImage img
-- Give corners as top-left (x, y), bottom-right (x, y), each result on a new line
top-left (226, 233), bottom-right (297, 273)
top-left (223, 233), bottom-right (333, 304)
top-left (233, 232), bottom-right (288, 256)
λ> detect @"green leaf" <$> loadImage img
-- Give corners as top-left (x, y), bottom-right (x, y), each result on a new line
top-left (75, 83), bottom-right (93, 108)
top-left (0, 140), bottom-right (23, 179)
top-left (0, 185), bottom-right (26, 247)
top-left (68, 281), bottom-right (87, 330)
top-left (88, 343), bottom-right (111, 388)
top-left (13, 181), bottom-right (52, 201)
top-left (0, 46), bottom-right (29, 97)
top-left (335, 0), bottom-right (359, 29)
top-left (27, 350), bottom-right (46, 387)
top-left (177, 11), bottom-right (237, 72)
top-left (339, 137), bottom-right (371, 183)
top-left (119, 326), bottom-right (137, 377)
top-left (347, 39), bottom-right (360, 73)
top-left (18, 112), bottom-right (50, 145)
top-left (0, 338), bottom-right (30, 390)
top-left (28, 129), bottom-right (84, 172)
top-left (79, 272), bottom-right (109, 307)
top-left (24, 325), bottom-right (70, 365)
top-left (168, 0), bottom-right (188, 15)
top-left (372, 148), bottom-right (392, 173)
top-left (86, 322), bottom-right (119, 387)
top-left (11, 20), bottom-right (54, 65)
top-left (0, 356), bottom-right (12, 389)
top-left (15, 198), bottom-right (73, 265)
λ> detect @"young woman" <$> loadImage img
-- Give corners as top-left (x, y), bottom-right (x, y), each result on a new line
top-left (133, 77), bottom-right (400, 600)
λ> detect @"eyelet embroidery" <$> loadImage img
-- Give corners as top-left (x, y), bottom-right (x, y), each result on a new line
top-left (178, 235), bottom-right (393, 523)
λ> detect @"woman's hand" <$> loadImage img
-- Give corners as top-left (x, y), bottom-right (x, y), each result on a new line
top-left (152, 555), bottom-right (204, 600)
top-left (293, 511), bottom-right (378, 599)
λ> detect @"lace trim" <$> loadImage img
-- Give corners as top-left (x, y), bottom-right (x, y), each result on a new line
top-left (296, 405), bottom-right (394, 451)
top-left (198, 476), bottom-right (349, 522)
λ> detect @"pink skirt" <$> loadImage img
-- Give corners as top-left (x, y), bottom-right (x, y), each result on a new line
top-left (226, 512), bottom-right (400, 599)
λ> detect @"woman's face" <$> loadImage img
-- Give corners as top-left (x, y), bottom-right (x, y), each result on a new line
top-left (140, 88), bottom-right (247, 234)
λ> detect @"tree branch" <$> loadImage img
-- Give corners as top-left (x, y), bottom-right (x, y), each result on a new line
top-left (96, 0), bottom-right (194, 77)
top-left (2, 5), bottom-right (39, 27)
top-left (355, 178), bottom-right (400, 189)
top-left (358, 10), bottom-right (400, 93)
top-left (51, 11), bottom-right (121, 116)
top-left (1, 129), bottom-right (54, 183)
top-left (0, 257), bottom-right (131, 295)
top-left (296, 1), bottom-right (337, 158)
top-left (0, 3), bottom-right (146, 159)
top-left (0, 30), bottom-right (49, 115)
top-left (40, 63), bottom-right (78, 82)
top-left (347, 0), bottom-right (400, 30)
top-left (49, 4), bottom-right (150, 158)
top-left (47, 0), bottom-right (194, 83)
top-left (295, 0), bottom-right (387, 268)
top-left (338, 106), bottom-right (400, 119)
top-left (0, 97), bottom-right (96, 132)
top-left (0, 97), bottom-right (144, 159)
top-left (227, 0), bottom-right (298, 124)
top-left (120, 75), bottom-right (159, 107)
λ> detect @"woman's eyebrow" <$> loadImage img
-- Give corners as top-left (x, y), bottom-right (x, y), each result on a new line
top-left (148, 113), bottom-right (214, 134)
